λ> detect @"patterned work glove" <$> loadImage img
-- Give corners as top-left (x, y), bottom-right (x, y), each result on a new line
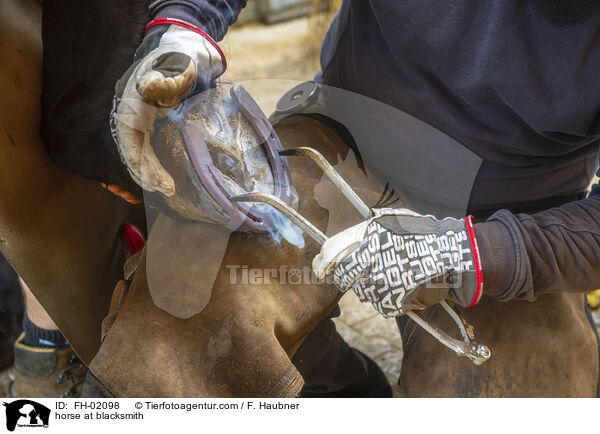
top-left (110, 18), bottom-right (226, 197)
top-left (312, 209), bottom-right (483, 317)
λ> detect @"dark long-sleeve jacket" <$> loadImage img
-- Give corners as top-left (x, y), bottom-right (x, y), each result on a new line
top-left (314, 0), bottom-right (600, 303)
top-left (148, 0), bottom-right (247, 41)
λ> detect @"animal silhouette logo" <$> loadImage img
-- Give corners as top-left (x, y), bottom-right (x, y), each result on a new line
top-left (3, 400), bottom-right (50, 431)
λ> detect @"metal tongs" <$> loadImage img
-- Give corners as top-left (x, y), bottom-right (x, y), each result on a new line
top-left (231, 147), bottom-right (491, 365)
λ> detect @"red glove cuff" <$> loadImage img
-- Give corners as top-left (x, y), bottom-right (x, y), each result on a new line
top-left (145, 17), bottom-right (227, 72)
top-left (464, 215), bottom-right (484, 307)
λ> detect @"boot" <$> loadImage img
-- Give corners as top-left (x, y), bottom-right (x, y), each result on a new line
top-left (8, 333), bottom-right (86, 398)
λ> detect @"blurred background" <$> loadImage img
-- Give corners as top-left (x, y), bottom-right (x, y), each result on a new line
top-left (223, 0), bottom-right (340, 82)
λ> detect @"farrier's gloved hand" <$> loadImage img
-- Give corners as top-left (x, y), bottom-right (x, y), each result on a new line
top-left (110, 18), bottom-right (226, 197)
top-left (312, 209), bottom-right (484, 317)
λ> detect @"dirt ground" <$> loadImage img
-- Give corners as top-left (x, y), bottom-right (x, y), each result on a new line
top-left (223, 18), bottom-right (321, 82)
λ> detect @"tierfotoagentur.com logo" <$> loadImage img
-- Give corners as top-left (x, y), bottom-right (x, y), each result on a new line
top-left (226, 265), bottom-right (334, 286)
top-left (3, 400), bottom-right (50, 431)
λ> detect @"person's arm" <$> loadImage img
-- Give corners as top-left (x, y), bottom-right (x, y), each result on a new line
top-left (148, 0), bottom-right (248, 41)
top-left (312, 168), bottom-right (600, 317)
top-left (475, 188), bottom-right (600, 302)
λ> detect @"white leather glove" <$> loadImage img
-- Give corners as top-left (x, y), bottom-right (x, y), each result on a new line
top-left (110, 18), bottom-right (226, 197)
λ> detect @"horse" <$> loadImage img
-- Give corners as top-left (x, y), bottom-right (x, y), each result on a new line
top-left (2, 0), bottom-right (598, 397)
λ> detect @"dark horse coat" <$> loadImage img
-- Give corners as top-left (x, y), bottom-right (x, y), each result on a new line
top-left (41, 0), bottom-right (149, 194)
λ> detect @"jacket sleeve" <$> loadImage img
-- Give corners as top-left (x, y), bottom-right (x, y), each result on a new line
top-left (148, 0), bottom-right (248, 41)
top-left (474, 175), bottom-right (600, 302)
